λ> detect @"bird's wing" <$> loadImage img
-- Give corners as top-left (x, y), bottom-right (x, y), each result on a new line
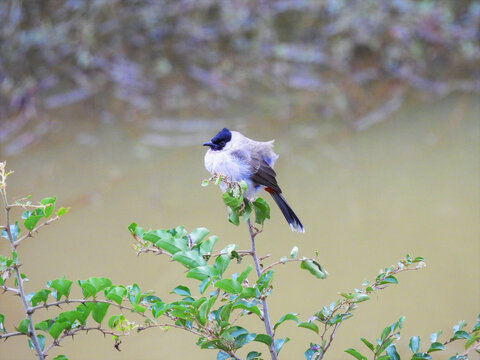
top-left (249, 155), bottom-right (282, 193)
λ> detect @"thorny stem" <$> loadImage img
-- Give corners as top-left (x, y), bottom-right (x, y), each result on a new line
top-left (247, 219), bottom-right (278, 360)
top-left (0, 163), bottom-right (45, 360)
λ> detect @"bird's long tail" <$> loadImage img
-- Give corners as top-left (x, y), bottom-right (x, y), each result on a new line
top-left (268, 191), bottom-right (305, 233)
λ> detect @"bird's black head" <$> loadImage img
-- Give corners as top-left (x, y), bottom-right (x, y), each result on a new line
top-left (203, 128), bottom-right (232, 151)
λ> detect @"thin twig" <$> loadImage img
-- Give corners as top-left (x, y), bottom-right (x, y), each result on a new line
top-left (0, 331), bottom-right (25, 340)
top-left (14, 216), bottom-right (60, 247)
top-left (261, 257), bottom-right (314, 274)
top-left (247, 219), bottom-right (278, 360)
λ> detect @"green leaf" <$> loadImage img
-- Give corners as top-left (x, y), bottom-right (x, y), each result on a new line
top-left (223, 191), bottom-right (243, 210)
top-left (214, 253), bottom-right (232, 275)
top-left (239, 287), bottom-right (258, 299)
top-left (345, 348), bottom-right (367, 360)
top-left (385, 345), bottom-right (400, 360)
top-left (151, 301), bottom-right (168, 318)
top-left (360, 338), bottom-right (374, 351)
top-left (105, 286), bottom-right (127, 305)
top-left (298, 321), bottom-right (319, 334)
top-left (217, 351), bottom-right (231, 360)
top-left (28, 334), bottom-right (45, 351)
top-left (41, 197), bottom-right (56, 218)
top-left (53, 356), bottom-right (68, 360)
top-left (274, 313), bottom-right (299, 330)
top-left (128, 222), bottom-right (138, 234)
top-left (410, 336), bottom-right (420, 353)
top-left (256, 270), bottom-right (274, 292)
top-left (237, 265), bottom-right (252, 283)
top-left (171, 285), bottom-right (191, 297)
top-left (35, 320), bottom-right (51, 332)
top-left (47, 277), bottom-right (73, 300)
top-left (56, 207), bottom-right (69, 217)
top-left (17, 318), bottom-right (30, 334)
top-left (427, 342), bottom-right (445, 353)
top-left (352, 293), bottom-right (370, 303)
top-left (78, 277), bottom-right (112, 298)
top-left (411, 353), bottom-right (432, 360)
top-left (92, 302), bottom-right (110, 323)
top-left (29, 289), bottom-right (51, 306)
top-left (199, 236), bottom-right (218, 256)
top-left (380, 325), bottom-right (391, 341)
top-left (0, 314), bottom-right (5, 332)
top-left (378, 276), bottom-right (398, 285)
top-left (197, 296), bottom-right (216, 326)
top-left (253, 198), bottom-right (270, 224)
top-left (49, 320), bottom-right (68, 339)
top-left (189, 228), bottom-right (210, 245)
top-left (301, 260), bottom-right (328, 279)
top-left (247, 351), bottom-right (262, 360)
top-left (215, 279), bottom-right (243, 294)
top-left (232, 301), bottom-right (261, 318)
top-left (451, 330), bottom-right (471, 340)
top-left (24, 208), bottom-right (45, 231)
top-left (187, 265), bottom-right (221, 281)
top-left (254, 333), bottom-right (272, 346)
top-left (274, 337), bottom-right (290, 354)
top-left (172, 250), bottom-right (207, 269)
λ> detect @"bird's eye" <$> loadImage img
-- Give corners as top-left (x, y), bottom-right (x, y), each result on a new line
top-left (219, 141), bottom-right (225, 147)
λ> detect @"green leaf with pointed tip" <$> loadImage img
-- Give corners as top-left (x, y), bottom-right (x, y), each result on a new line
top-left (35, 320), bottom-right (51, 332)
top-left (78, 277), bottom-right (112, 298)
top-left (17, 318), bottom-right (30, 334)
top-left (28, 334), bottom-right (45, 350)
top-left (427, 342), bottom-right (445, 353)
top-left (47, 277), bottom-right (73, 300)
top-left (237, 265), bottom-right (252, 283)
top-left (298, 321), bottom-right (319, 333)
top-left (380, 325), bottom-right (391, 341)
top-left (197, 296), bottom-right (217, 326)
top-left (215, 279), bottom-right (243, 294)
top-left (105, 286), bottom-right (127, 305)
top-left (172, 250), bottom-right (206, 269)
top-left (29, 289), bottom-right (51, 306)
top-left (199, 236), bottom-right (218, 255)
top-left (56, 207), bottom-right (69, 217)
top-left (92, 302), bottom-right (110, 323)
top-left (41, 197), bottom-right (56, 218)
top-left (187, 265), bottom-right (221, 281)
top-left (253, 198), bottom-right (270, 224)
top-left (214, 253), bottom-right (232, 275)
top-left (256, 270), bottom-right (274, 292)
top-left (345, 348), bottom-right (367, 360)
top-left (301, 260), bottom-right (328, 279)
top-left (411, 353), bottom-right (432, 360)
top-left (223, 192), bottom-right (243, 210)
top-left (352, 293), bottom-right (370, 303)
top-left (274, 337), bottom-right (290, 354)
top-left (49, 320), bottom-right (69, 339)
top-left (171, 285), bottom-right (191, 297)
top-left (274, 313), bottom-right (299, 330)
top-left (247, 351), bottom-right (262, 360)
top-left (385, 345), bottom-right (400, 360)
top-left (53, 356), bottom-right (68, 360)
top-left (451, 330), bottom-right (470, 340)
top-left (410, 336), bottom-right (420, 353)
top-left (24, 208), bottom-right (45, 231)
top-left (360, 338), bottom-right (374, 351)
top-left (378, 276), bottom-right (398, 285)
top-left (254, 334), bottom-right (272, 346)
top-left (189, 228), bottom-right (210, 245)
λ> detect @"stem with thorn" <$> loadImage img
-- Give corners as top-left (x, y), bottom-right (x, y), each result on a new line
top-left (0, 163), bottom-right (45, 360)
top-left (247, 219), bottom-right (278, 360)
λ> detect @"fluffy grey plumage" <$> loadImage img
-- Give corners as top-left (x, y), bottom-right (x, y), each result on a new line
top-left (204, 128), bottom-right (304, 233)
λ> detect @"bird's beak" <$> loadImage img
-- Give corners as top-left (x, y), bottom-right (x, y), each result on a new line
top-left (203, 141), bottom-right (213, 147)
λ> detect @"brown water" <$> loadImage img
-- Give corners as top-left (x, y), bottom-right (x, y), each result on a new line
top-left (1, 94), bottom-right (479, 359)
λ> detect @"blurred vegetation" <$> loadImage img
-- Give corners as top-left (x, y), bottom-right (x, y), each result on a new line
top-left (0, 0), bottom-right (479, 124)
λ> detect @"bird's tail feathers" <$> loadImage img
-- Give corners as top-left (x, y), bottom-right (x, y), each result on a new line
top-left (269, 192), bottom-right (305, 233)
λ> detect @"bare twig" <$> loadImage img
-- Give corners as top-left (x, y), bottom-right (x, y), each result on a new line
top-left (0, 331), bottom-right (25, 340)
top-left (261, 257), bottom-right (315, 274)
top-left (247, 219), bottom-right (278, 360)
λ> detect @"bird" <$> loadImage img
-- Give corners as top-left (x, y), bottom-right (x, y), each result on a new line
top-left (203, 128), bottom-right (304, 233)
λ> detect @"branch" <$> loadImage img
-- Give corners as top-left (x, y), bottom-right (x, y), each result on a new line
top-left (14, 216), bottom-right (60, 246)
top-left (0, 331), bottom-right (25, 340)
top-left (261, 257), bottom-right (315, 274)
top-left (0, 161), bottom-right (45, 360)
top-left (247, 219), bottom-right (278, 360)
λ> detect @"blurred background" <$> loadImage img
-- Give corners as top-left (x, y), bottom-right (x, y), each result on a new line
top-left (1, 1), bottom-right (479, 359)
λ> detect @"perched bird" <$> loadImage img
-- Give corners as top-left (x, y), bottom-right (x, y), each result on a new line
top-left (203, 128), bottom-right (304, 233)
